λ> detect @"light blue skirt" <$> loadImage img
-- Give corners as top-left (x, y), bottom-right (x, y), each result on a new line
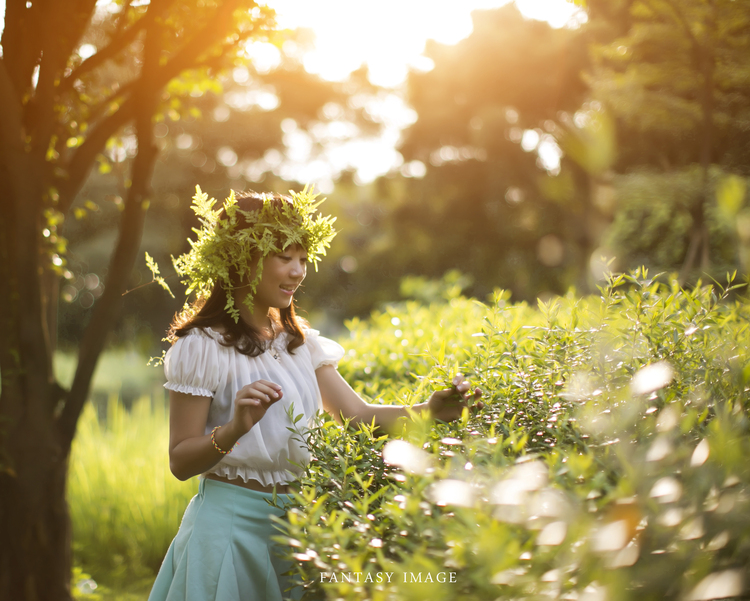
top-left (148, 477), bottom-right (303, 601)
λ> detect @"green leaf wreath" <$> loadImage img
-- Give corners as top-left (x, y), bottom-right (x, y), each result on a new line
top-left (147, 184), bottom-right (337, 322)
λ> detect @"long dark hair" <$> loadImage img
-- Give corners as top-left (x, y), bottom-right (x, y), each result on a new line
top-left (167, 190), bottom-right (308, 356)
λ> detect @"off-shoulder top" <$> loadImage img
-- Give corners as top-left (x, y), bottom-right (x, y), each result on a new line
top-left (163, 326), bottom-right (345, 486)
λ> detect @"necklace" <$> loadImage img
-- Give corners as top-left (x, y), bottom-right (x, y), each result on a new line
top-left (267, 319), bottom-right (281, 362)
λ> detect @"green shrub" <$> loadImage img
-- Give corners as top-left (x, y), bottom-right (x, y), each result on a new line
top-left (69, 268), bottom-right (750, 600)
top-left (276, 268), bottom-right (750, 601)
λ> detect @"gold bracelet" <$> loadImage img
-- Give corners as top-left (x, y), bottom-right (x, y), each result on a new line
top-left (210, 425), bottom-right (238, 455)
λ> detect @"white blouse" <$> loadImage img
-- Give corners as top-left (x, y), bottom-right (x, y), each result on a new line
top-left (163, 326), bottom-right (345, 486)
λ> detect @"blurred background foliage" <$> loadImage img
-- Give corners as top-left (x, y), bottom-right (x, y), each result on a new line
top-left (57, 0), bottom-right (750, 353)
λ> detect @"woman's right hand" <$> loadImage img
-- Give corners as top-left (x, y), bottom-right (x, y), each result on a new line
top-left (230, 380), bottom-right (283, 436)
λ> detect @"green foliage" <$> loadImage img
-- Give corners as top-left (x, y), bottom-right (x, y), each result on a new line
top-left (717, 174), bottom-right (747, 220)
top-left (274, 269), bottom-right (750, 600)
top-left (398, 270), bottom-right (474, 304)
top-left (605, 167), bottom-right (741, 271)
top-left (585, 0), bottom-right (750, 169)
top-left (144, 252), bottom-right (175, 299)
top-left (334, 285), bottom-right (491, 403)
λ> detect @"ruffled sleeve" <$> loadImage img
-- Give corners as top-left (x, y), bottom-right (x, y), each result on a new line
top-left (305, 328), bottom-right (345, 370)
top-left (164, 329), bottom-right (223, 397)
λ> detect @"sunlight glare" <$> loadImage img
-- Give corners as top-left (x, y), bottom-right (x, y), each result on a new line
top-left (265, 0), bottom-right (585, 86)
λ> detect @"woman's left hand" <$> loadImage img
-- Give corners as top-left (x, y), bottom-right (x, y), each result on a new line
top-left (426, 373), bottom-right (484, 423)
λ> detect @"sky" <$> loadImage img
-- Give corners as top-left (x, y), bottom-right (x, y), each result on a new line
top-left (0, 0), bottom-right (586, 189)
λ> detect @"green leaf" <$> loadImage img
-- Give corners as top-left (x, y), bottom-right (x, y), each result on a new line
top-left (145, 252), bottom-right (175, 298)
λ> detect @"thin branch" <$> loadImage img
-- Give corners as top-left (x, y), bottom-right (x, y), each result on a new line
top-left (59, 6), bottom-right (155, 94)
top-left (198, 25), bottom-right (268, 74)
top-left (82, 81), bottom-right (137, 127)
top-left (655, 0), bottom-right (702, 51)
top-left (60, 0), bottom-right (181, 95)
top-left (57, 97), bottom-right (135, 214)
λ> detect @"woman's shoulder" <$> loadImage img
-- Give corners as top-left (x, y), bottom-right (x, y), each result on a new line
top-left (169, 326), bottom-right (228, 353)
top-left (299, 326), bottom-right (345, 369)
top-left (178, 325), bottom-right (225, 341)
top-left (164, 327), bottom-right (227, 392)
top-left (299, 326), bottom-right (326, 347)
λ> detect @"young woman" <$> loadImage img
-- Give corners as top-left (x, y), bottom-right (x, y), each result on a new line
top-left (147, 189), bottom-right (483, 601)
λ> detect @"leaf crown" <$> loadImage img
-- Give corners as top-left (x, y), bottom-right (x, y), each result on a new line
top-left (150, 185), bottom-right (337, 322)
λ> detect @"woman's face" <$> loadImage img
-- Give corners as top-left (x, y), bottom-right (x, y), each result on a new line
top-left (253, 244), bottom-right (307, 310)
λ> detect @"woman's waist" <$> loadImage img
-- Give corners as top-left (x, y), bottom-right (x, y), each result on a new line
top-left (203, 472), bottom-right (294, 494)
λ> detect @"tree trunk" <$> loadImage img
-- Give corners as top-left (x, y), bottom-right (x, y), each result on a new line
top-left (0, 403), bottom-right (73, 601)
top-left (0, 156), bottom-right (158, 601)
top-left (0, 175), bottom-right (72, 601)
top-left (0, 21), bottom-right (161, 599)
top-left (0, 57), bottom-right (72, 600)
top-left (679, 1), bottom-right (716, 283)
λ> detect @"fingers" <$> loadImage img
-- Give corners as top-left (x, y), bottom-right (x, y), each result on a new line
top-left (450, 373), bottom-right (475, 399)
top-left (450, 373), bottom-right (485, 409)
top-left (451, 373), bottom-right (472, 395)
top-left (238, 380), bottom-right (283, 405)
top-left (253, 379), bottom-right (282, 395)
top-left (473, 390), bottom-right (485, 411)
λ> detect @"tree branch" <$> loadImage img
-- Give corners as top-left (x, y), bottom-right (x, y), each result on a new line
top-left (58, 0), bottom-right (247, 213)
top-left (26, 0), bottom-right (99, 160)
top-left (58, 1), bottom-right (170, 94)
top-left (58, 19), bottom-right (163, 452)
top-left (57, 97), bottom-right (135, 215)
top-left (654, 0), bottom-right (702, 51)
top-left (81, 81), bottom-right (138, 127)
top-left (57, 0), bottom-right (256, 448)
top-left (150, 0), bottom-right (245, 87)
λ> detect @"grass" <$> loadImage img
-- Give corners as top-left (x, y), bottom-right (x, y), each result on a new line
top-left (70, 394), bottom-right (199, 599)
